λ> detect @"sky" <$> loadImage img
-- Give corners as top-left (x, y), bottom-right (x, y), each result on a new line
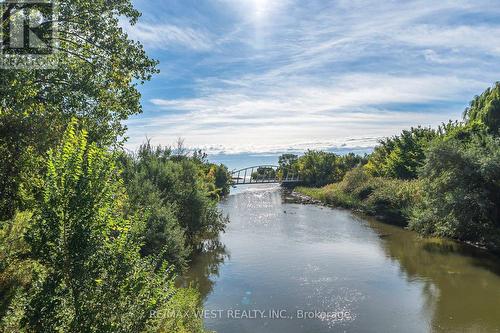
top-left (122, 0), bottom-right (500, 154)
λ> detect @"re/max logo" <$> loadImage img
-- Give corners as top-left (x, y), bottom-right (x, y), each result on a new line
top-left (1, 1), bottom-right (55, 55)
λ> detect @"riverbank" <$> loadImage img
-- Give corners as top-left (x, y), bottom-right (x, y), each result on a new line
top-left (293, 186), bottom-right (408, 226)
top-left (293, 179), bottom-right (500, 254)
top-left (293, 168), bottom-right (419, 226)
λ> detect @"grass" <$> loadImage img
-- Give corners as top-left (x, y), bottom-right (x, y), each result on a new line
top-left (296, 168), bottom-right (421, 226)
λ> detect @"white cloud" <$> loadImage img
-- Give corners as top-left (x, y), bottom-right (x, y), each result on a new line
top-left (150, 74), bottom-right (482, 116)
top-left (125, 0), bottom-right (500, 153)
top-left (121, 20), bottom-right (213, 51)
top-left (398, 25), bottom-right (500, 55)
top-left (126, 73), bottom-right (484, 153)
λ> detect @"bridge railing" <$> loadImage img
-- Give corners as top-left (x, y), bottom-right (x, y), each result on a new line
top-left (231, 165), bottom-right (301, 185)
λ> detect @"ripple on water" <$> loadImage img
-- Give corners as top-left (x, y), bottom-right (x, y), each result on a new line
top-left (190, 187), bottom-right (500, 333)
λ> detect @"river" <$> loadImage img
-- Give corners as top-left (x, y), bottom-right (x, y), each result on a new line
top-left (183, 184), bottom-right (500, 333)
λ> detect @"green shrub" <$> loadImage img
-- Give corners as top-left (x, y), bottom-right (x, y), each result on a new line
top-left (409, 134), bottom-right (500, 249)
top-left (211, 164), bottom-right (232, 198)
top-left (323, 185), bottom-right (358, 208)
top-left (364, 178), bottom-right (421, 223)
top-left (339, 167), bottom-right (379, 200)
top-left (297, 168), bottom-right (421, 225)
top-left (0, 211), bottom-right (43, 323)
top-left (119, 142), bottom-right (228, 271)
top-left (0, 119), bottom-right (207, 333)
top-left (156, 288), bottom-right (206, 333)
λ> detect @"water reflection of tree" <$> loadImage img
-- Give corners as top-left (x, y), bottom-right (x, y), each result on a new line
top-left (369, 219), bottom-right (500, 332)
top-left (181, 238), bottom-right (230, 301)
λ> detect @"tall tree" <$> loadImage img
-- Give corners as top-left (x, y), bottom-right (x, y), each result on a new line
top-left (0, 0), bottom-right (158, 220)
top-left (364, 127), bottom-right (436, 180)
top-left (464, 82), bottom-right (500, 134)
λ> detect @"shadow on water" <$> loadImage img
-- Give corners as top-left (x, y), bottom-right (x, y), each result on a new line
top-left (420, 242), bottom-right (500, 277)
top-left (179, 238), bottom-right (230, 301)
top-left (365, 217), bottom-right (500, 332)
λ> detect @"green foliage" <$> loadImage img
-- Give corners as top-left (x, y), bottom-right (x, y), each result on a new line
top-left (127, 183), bottom-right (189, 272)
top-left (1, 0), bottom-right (157, 142)
top-left (410, 134), bottom-right (500, 249)
top-left (279, 151), bottom-right (365, 187)
top-left (0, 113), bottom-right (47, 220)
top-left (206, 164), bottom-right (232, 199)
top-left (0, 0), bottom-right (158, 220)
top-left (0, 211), bottom-right (43, 323)
top-left (436, 120), bottom-right (490, 144)
top-left (278, 154), bottom-right (299, 176)
top-left (339, 153), bottom-right (367, 174)
top-left (296, 150), bottom-right (341, 187)
top-left (120, 142), bottom-right (228, 271)
top-left (0, 119), bottom-right (206, 332)
top-left (156, 288), bottom-right (206, 333)
top-left (297, 168), bottom-right (421, 224)
top-left (365, 127), bottom-right (437, 179)
top-left (338, 167), bottom-right (379, 202)
top-left (363, 177), bottom-right (421, 223)
top-left (251, 167), bottom-right (277, 181)
top-left (464, 82), bottom-right (500, 134)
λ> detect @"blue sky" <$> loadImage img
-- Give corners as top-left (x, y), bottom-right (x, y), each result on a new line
top-left (122, 0), bottom-right (500, 154)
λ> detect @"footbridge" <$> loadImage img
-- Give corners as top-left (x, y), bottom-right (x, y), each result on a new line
top-left (231, 165), bottom-right (301, 186)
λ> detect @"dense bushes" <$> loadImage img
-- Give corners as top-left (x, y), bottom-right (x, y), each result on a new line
top-left (298, 168), bottom-right (421, 224)
top-left (0, 212), bottom-right (40, 322)
top-left (0, 120), bottom-right (227, 332)
top-left (0, 120), bottom-right (208, 332)
top-left (410, 133), bottom-right (500, 249)
top-left (0, 122), bottom-right (232, 332)
top-left (119, 142), bottom-right (229, 272)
